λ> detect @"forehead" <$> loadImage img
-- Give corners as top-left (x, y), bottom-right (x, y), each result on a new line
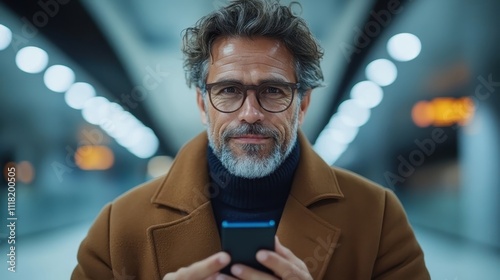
top-left (207, 36), bottom-right (296, 83)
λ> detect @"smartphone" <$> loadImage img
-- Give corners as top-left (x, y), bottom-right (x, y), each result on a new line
top-left (221, 220), bottom-right (276, 276)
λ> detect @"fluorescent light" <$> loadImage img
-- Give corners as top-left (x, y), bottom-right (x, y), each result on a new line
top-left (338, 99), bottom-right (371, 127)
top-left (122, 126), bottom-right (159, 158)
top-left (325, 115), bottom-right (359, 144)
top-left (15, 46), bottom-right (49, 74)
top-left (128, 135), bottom-right (159, 158)
top-left (322, 127), bottom-right (358, 145)
top-left (313, 132), bottom-right (348, 165)
top-left (44, 65), bottom-right (75, 92)
top-left (98, 102), bottom-right (124, 138)
top-left (0, 24), bottom-right (13, 50)
top-left (81, 96), bottom-right (110, 125)
top-left (350, 81), bottom-right (384, 108)
top-left (387, 33), bottom-right (422, 62)
top-left (116, 125), bottom-right (151, 149)
top-left (365, 59), bottom-right (398, 87)
top-left (107, 111), bottom-right (142, 139)
top-left (64, 82), bottom-right (96, 109)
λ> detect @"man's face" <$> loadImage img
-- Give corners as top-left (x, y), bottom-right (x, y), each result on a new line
top-left (196, 36), bottom-right (311, 178)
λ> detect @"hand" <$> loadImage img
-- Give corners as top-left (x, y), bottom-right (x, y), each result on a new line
top-left (163, 252), bottom-right (238, 280)
top-left (229, 236), bottom-right (313, 280)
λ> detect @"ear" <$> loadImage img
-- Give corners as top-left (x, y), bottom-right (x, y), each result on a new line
top-left (298, 89), bottom-right (312, 125)
top-left (196, 88), bottom-right (208, 125)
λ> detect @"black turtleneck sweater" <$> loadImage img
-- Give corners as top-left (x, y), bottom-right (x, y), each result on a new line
top-left (207, 142), bottom-right (300, 234)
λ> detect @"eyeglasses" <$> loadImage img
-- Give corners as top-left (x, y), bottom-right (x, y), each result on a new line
top-left (204, 81), bottom-right (300, 113)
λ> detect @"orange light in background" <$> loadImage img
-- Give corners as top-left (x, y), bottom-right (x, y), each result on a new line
top-left (455, 97), bottom-right (475, 126)
top-left (432, 98), bottom-right (458, 127)
top-left (17, 161), bottom-right (35, 184)
top-left (75, 145), bottom-right (114, 170)
top-left (412, 101), bottom-right (433, 127)
top-left (412, 97), bottom-right (475, 127)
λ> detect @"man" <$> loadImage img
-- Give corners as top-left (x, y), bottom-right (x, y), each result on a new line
top-left (72, 0), bottom-right (430, 279)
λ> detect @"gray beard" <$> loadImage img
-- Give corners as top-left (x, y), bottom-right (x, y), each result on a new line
top-left (207, 111), bottom-right (299, 179)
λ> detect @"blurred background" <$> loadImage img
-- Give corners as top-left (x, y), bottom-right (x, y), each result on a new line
top-left (0, 0), bottom-right (499, 279)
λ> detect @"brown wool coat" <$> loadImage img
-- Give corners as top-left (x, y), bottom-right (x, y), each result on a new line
top-left (72, 131), bottom-right (430, 280)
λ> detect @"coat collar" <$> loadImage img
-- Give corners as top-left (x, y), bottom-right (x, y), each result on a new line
top-left (151, 130), bottom-right (344, 211)
top-left (148, 131), bottom-right (344, 279)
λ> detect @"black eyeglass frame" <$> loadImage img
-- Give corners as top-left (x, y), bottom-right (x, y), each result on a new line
top-left (203, 81), bottom-right (301, 113)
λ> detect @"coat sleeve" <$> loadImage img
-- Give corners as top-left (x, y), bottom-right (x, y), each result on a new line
top-left (71, 204), bottom-right (114, 280)
top-left (372, 190), bottom-right (431, 280)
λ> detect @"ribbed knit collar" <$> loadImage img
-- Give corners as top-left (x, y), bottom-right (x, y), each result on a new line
top-left (207, 142), bottom-right (300, 210)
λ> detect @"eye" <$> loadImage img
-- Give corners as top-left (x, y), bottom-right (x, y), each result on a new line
top-left (264, 86), bottom-right (283, 94)
top-left (221, 86), bottom-right (237, 93)
top-left (212, 85), bottom-right (242, 96)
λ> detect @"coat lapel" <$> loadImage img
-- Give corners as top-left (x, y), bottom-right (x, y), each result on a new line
top-left (277, 197), bottom-right (341, 279)
top-left (148, 133), bottom-right (220, 279)
top-left (276, 132), bottom-right (344, 279)
top-left (147, 131), bottom-right (344, 279)
top-left (147, 202), bottom-right (221, 279)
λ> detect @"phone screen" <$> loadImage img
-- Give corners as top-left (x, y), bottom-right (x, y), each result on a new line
top-left (221, 220), bottom-right (276, 276)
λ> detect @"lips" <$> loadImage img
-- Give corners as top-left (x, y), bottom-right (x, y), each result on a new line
top-left (231, 134), bottom-right (271, 144)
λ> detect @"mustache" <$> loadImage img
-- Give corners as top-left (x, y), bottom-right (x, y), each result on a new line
top-left (223, 123), bottom-right (279, 140)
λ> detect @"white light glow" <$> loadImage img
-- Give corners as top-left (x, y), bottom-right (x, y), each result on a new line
top-left (338, 99), bottom-right (371, 127)
top-left (15, 46), bottom-right (49, 74)
top-left (313, 132), bottom-right (348, 165)
top-left (116, 125), bottom-right (151, 149)
top-left (81, 96), bottom-right (111, 125)
top-left (350, 81), bottom-right (384, 108)
top-left (98, 103), bottom-right (124, 137)
top-left (325, 115), bottom-right (359, 144)
top-left (147, 156), bottom-right (173, 178)
top-left (387, 33), bottom-right (422, 62)
top-left (44, 65), bottom-right (75, 92)
top-left (0, 24), bottom-right (13, 50)
top-left (107, 111), bottom-right (142, 139)
top-left (126, 127), bottom-right (159, 158)
top-left (365, 59), bottom-right (398, 86)
top-left (64, 82), bottom-right (96, 109)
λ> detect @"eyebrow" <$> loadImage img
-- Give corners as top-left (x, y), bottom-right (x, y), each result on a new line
top-left (210, 77), bottom-right (293, 84)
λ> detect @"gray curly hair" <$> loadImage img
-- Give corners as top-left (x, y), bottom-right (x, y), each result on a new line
top-left (182, 0), bottom-right (324, 95)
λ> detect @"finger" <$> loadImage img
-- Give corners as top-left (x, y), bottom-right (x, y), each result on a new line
top-left (163, 252), bottom-right (230, 280)
top-left (230, 264), bottom-right (279, 280)
top-left (256, 249), bottom-right (311, 279)
top-left (275, 236), bottom-right (308, 271)
top-left (205, 272), bottom-right (239, 280)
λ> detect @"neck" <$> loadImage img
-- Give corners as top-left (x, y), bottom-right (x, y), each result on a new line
top-left (207, 141), bottom-right (300, 209)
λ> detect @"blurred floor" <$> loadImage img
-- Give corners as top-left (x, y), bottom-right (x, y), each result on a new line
top-left (0, 223), bottom-right (499, 279)
top-left (416, 226), bottom-right (500, 280)
top-left (0, 222), bottom-right (91, 280)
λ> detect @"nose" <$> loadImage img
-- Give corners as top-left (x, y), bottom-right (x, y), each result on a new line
top-left (237, 91), bottom-right (265, 124)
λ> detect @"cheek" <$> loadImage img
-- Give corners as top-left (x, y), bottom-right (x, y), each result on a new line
top-left (272, 115), bottom-right (294, 140)
top-left (207, 111), bottom-right (232, 138)
top-left (280, 108), bottom-right (299, 139)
